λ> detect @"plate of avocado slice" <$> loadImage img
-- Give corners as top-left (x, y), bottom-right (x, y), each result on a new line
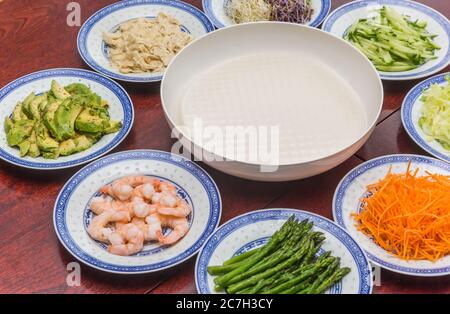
top-left (0, 68), bottom-right (134, 170)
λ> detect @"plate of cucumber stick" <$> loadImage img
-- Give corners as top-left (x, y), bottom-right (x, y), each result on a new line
top-left (322, 0), bottom-right (450, 80)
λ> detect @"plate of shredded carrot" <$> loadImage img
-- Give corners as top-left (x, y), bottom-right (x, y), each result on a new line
top-left (333, 154), bottom-right (450, 276)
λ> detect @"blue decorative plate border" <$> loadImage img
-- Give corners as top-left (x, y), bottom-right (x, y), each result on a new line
top-left (77, 0), bottom-right (215, 83)
top-left (333, 154), bottom-right (450, 276)
top-left (401, 73), bottom-right (450, 163)
top-left (322, 0), bottom-right (450, 80)
top-left (0, 68), bottom-right (134, 170)
top-left (195, 208), bottom-right (373, 294)
top-left (202, 0), bottom-right (331, 29)
top-left (53, 149), bottom-right (222, 274)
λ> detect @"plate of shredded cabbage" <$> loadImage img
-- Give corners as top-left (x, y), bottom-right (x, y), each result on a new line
top-left (322, 0), bottom-right (450, 81)
top-left (202, 0), bottom-right (331, 29)
top-left (402, 73), bottom-right (450, 163)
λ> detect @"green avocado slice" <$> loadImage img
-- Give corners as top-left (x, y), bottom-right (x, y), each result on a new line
top-left (12, 102), bottom-right (28, 122)
top-left (4, 117), bottom-right (14, 133)
top-left (75, 108), bottom-right (107, 133)
top-left (18, 140), bottom-right (31, 157)
top-left (51, 80), bottom-right (70, 100)
top-left (6, 119), bottom-right (34, 147)
top-left (36, 122), bottom-right (59, 158)
top-left (54, 100), bottom-right (83, 141)
top-left (43, 100), bottom-right (62, 139)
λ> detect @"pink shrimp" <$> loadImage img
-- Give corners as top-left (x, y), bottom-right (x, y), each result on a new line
top-left (158, 181), bottom-right (177, 196)
top-left (108, 223), bottom-right (144, 256)
top-left (87, 211), bottom-right (130, 243)
top-left (132, 196), bottom-right (158, 218)
top-left (130, 217), bottom-right (159, 242)
top-left (89, 196), bottom-right (114, 215)
top-left (146, 214), bottom-right (189, 245)
top-left (157, 198), bottom-right (192, 218)
top-left (132, 183), bottom-right (156, 201)
top-left (100, 176), bottom-right (158, 201)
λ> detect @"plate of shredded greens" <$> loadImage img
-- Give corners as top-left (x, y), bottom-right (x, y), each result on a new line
top-left (0, 68), bottom-right (134, 170)
top-left (402, 73), bottom-right (450, 163)
top-left (322, 0), bottom-right (450, 80)
top-left (202, 0), bottom-right (331, 29)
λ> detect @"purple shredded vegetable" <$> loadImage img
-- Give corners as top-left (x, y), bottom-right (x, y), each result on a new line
top-left (267, 0), bottom-right (314, 24)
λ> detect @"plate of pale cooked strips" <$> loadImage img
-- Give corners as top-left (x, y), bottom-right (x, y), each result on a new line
top-left (77, 0), bottom-right (215, 83)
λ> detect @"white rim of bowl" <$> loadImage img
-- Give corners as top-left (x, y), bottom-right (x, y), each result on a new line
top-left (161, 22), bottom-right (383, 168)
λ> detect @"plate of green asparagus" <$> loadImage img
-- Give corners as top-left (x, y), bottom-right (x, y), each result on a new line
top-left (195, 209), bottom-right (373, 294)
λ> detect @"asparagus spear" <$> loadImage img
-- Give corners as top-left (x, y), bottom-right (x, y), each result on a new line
top-left (260, 241), bottom-right (322, 292)
top-left (280, 278), bottom-right (314, 294)
top-left (240, 272), bottom-right (281, 294)
top-left (311, 267), bottom-right (351, 294)
top-left (222, 248), bottom-right (260, 265)
top-left (239, 229), bottom-right (323, 294)
top-left (225, 222), bottom-right (311, 286)
top-left (208, 263), bottom-right (242, 276)
top-left (214, 216), bottom-right (296, 287)
top-left (262, 255), bottom-right (335, 294)
top-left (234, 286), bottom-right (254, 294)
top-left (210, 218), bottom-right (313, 276)
top-left (226, 238), bottom-right (313, 294)
top-left (210, 247), bottom-right (264, 275)
top-left (248, 222), bottom-right (306, 270)
top-left (302, 258), bottom-right (341, 294)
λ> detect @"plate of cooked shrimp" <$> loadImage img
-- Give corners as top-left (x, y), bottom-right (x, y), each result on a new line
top-left (53, 149), bottom-right (222, 273)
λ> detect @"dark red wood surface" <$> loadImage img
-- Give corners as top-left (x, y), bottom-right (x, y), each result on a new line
top-left (0, 0), bottom-right (449, 294)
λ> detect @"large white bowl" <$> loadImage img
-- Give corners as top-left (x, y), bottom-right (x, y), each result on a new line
top-left (161, 23), bottom-right (383, 181)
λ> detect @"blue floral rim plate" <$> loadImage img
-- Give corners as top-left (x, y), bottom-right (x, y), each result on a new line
top-left (54, 149), bottom-right (222, 274)
top-left (322, 0), bottom-right (450, 81)
top-left (202, 0), bottom-right (331, 29)
top-left (195, 208), bottom-right (373, 294)
top-left (401, 73), bottom-right (450, 163)
top-left (333, 154), bottom-right (450, 276)
top-left (78, 0), bottom-right (215, 83)
top-left (0, 68), bottom-right (134, 170)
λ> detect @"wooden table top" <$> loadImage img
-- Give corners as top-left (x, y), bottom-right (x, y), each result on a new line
top-left (0, 0), bottom-right (449, 294)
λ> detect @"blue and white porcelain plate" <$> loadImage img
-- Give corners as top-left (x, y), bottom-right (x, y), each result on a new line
top-left (54, 150), bottom-right (222, 274)
top-left (401, 73), bottom-right (450, 163)
top-left (195, 209), bottom-right (373, 294)
top-left (202, 0), bottom-right (331, 29)
top-left (322, 0), bottom-right (450, 81)
top-left (333, 154), bottom-right (450, 276)
top-left (0, 68), bottom-right (133, 170)
top-left (78, 0), bottom-right (215, 83)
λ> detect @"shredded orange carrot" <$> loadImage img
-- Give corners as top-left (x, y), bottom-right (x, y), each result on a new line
top-left (352, 162), bottom-right (450, 262)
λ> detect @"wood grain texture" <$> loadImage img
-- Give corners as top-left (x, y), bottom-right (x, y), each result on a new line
top-left (356, 110), bottom-right (426, 161)
top-left (0, 0), bottom-right (449, 294)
